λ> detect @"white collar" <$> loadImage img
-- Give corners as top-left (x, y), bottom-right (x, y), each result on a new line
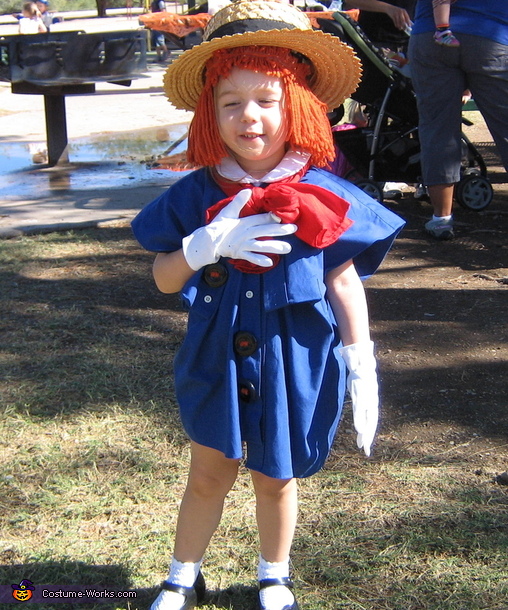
top-left (216, 150), bottom-right (311, 185)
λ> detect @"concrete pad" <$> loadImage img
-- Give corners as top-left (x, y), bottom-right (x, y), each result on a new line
top-left (0, 51), bottom-right (193, 237)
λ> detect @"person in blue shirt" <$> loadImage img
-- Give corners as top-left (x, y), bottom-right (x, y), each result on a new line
top-left (409, 0), bottom-right (508, 239)
top-left (132, 2), bottom-right (404, 609)
top-left (36, 0), bottom-right (53, 30)
top-left (150, 0), bottom-right (169, 62)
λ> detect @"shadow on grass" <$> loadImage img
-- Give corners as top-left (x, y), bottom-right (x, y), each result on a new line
top-left (380, 359), bottom-right (507, 428)
top-left (1, 224), bottom-right (507, 441)
top-left (0, 561), bottom-right (156, 609)
top-left (0, 568), bottom-right (282, 610)
top-left (205, 584), bottom-right (259, 610)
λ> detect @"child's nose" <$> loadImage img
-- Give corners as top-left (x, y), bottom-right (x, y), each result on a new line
top-left (241, 100), bottom-right (260, 122)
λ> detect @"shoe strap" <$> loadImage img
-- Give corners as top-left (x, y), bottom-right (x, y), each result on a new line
top-left (259, 577), bottom-right (294, 590)
top-left (160, 581), bottom-right (194, 597)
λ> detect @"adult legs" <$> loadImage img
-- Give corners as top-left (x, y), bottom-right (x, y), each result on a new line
top-left (409, 32), bottom-right (465, 237)
top-left (460, 34), bottom-right (508, 173)
top-left (427, 184), bottom-right (455, 217)
top-left (153, 31), bottom-right (168, 62)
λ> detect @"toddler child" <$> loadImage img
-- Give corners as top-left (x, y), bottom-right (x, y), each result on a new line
top-left (18, 1), bottom-right (47, 33)
top-left (131, 2), bottom-right (405, 609)
top-left (432, 0), bottom-right (460, 46)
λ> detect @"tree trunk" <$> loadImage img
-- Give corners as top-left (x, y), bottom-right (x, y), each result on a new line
top-left (96, 0), bottom-right (108, 18)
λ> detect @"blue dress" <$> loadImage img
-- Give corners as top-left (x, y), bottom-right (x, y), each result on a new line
top-left (131, 166), bottom-right (405, 479)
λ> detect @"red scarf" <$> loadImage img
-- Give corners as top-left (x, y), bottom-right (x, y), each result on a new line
top-left (209, 168), bottom-right (354, 273)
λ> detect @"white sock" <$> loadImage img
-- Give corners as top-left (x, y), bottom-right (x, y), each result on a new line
top-left (432, 214), bottom-right (452, 222)
top-left (258, 555), bottom-right (294, 610)
top-left (150, 557), bottom-right (202, 610)
top-left (167, 557), bottom-right (202, 586)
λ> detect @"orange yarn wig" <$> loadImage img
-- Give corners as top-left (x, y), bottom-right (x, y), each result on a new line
top-left (187, 46), bottom-right (335, 168)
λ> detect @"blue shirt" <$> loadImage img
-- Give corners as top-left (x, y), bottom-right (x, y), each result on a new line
top-left (412, 0), bottom-right (508, 46)
top-left (132, 167), bottom-right (405, 479)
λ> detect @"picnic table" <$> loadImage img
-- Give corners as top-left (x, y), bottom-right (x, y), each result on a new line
top-left (0, 29), bottom-right (147, 165)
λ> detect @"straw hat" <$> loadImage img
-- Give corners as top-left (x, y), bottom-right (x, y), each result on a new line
top-left (163, 0), bottom-right (361, 111)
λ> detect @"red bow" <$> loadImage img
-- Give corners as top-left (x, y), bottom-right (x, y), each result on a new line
top-left (207, 178), bottom-right (354, 273)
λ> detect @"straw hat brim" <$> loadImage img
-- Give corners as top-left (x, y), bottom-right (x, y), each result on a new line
top-left (163, 28), bottom-right (361, 112)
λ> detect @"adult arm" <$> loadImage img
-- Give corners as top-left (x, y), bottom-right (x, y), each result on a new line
top-left (344, 0), bottom-right (412, 31)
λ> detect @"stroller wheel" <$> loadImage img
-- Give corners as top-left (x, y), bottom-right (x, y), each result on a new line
top-left (354, 179), bottom-right (384, 203)
top-left (455, 174), bottom-right (493, 211)
top-left (462, 167), bottom-right (481, 177)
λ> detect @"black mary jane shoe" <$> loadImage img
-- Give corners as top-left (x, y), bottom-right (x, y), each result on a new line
top-left (153, 571), bottom-right (206, 610)
top-left (258, 577), bottom-right (300, 610)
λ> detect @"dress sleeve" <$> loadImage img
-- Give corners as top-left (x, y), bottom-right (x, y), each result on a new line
top-left (131, 169), bottom-right (214, 253)
top-left (303, 169), bottom-right (406, 279)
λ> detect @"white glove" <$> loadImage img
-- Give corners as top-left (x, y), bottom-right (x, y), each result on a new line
top-left (182, 189), bottom-right (297, 271)
top-left (339, 340), bottom-right (379, 457)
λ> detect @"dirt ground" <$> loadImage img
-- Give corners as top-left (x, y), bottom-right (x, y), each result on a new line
top-left (354, 134), bottom-right (507, 476)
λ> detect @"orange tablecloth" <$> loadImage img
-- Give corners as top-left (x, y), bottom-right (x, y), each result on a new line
top-left (139, 13), bottom-right (210, 37)
top-left (305, 9), bottom-right (359, 27)
top-left (139, 9), bottom-right (359, 37)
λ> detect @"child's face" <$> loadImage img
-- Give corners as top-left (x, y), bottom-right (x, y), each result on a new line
top-left (215, 67), bottom-right (288, 176)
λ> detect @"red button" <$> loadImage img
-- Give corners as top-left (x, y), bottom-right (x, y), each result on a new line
top-left (234, 331), bottom-right (258, 357)
top-left (202, 263), bottom-right (228, 287)
top-left (239, 380), bottom-right (257, 403)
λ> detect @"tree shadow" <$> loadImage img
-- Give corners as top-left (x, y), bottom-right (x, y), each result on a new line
top-left (0, 560), bottom-right (154, 609)
top-left (1, 223), bottom-right (507, 442)
top-left (205, 584), bottom-right (259, 610)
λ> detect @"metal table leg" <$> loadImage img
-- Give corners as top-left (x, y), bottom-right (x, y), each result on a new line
top-left (44, 94), bottom-right (69, 166)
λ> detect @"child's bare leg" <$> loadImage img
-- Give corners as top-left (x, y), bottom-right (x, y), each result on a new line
top-left (433, 2), bottom-right (451, 28)
top-left (433, 1), bottom-right (460, 46)
top-left (250, 471), bottom-right (297, 561)
top-left (251, 471), bottom-right (298, 609)
top-left (174, 441), bottom-right (240, 562)
top-left (150, 443), bottom-right (240, 610)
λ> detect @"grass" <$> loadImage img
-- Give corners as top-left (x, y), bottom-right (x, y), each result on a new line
top-left (1, 227), bottom-right (507, 610)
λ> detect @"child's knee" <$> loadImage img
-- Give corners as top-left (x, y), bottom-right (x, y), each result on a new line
top-left (251, 471), bottom-right (296, 499)
top-left (188, 460), bottom-right (239, 499)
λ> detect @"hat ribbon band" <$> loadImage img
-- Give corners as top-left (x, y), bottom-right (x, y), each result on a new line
top-left (207, 18), bottom-right (299, 41)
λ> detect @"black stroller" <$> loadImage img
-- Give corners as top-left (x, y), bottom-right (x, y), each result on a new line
top-left (317, 12), bottom-right (493, 210)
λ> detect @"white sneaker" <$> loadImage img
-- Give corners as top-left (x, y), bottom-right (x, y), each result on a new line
top-left (425, 217), bottom-right (454, 240)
